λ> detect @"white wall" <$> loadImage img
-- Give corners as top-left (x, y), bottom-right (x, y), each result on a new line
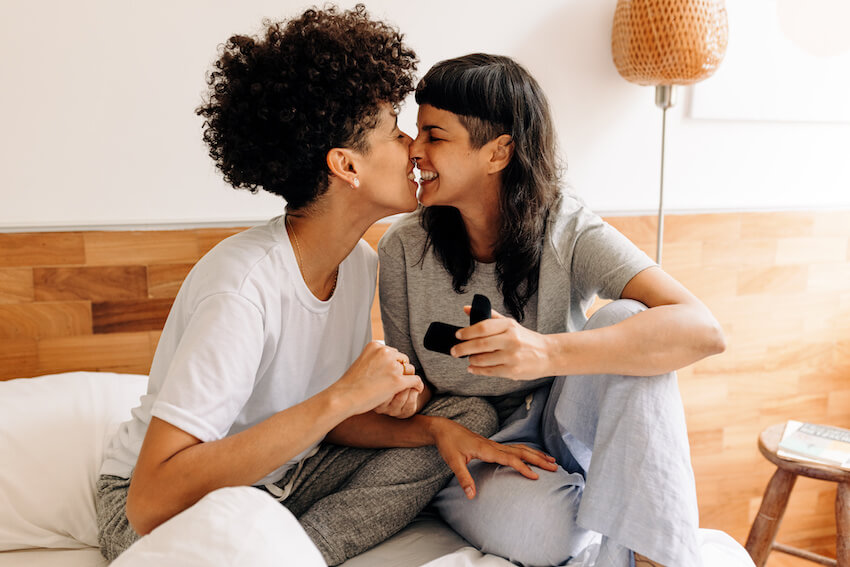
top-left (1, 0), bottom-right (848, 230)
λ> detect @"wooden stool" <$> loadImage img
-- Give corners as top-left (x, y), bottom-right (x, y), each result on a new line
top-left (745, 423), bottom-right (850, 567)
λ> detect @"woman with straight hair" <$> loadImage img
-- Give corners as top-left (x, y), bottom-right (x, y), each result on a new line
top-left (379, 53), bottom-right (726, 567)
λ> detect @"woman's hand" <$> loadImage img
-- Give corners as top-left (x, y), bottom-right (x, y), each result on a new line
top-left (373, 372), bottom-right (430, 419)
top-left (451, 307), bottom-right (553, 381)
top-left (428, 417), bottom-right (558, 499)
top-left (334, 341), bottom-right (422, 416)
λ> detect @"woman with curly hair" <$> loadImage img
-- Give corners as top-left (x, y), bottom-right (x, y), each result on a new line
top-left (95, 9), bottom-right (554, 565)
top-left (378, 54), bottom-right (726, 567)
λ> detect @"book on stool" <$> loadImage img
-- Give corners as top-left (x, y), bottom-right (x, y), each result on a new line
top-left (777, 420), bottom-right (850, 471)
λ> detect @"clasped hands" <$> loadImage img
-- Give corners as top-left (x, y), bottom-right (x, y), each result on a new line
top-left (372, 351), bottom-right (422, 418)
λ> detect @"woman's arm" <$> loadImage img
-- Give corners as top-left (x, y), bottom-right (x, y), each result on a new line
top-left (453, 267), bottom-right (726, 379)
top-left (326, 410), bottom-right (558, 500)
top-left (126, 341), bottom-right (420, 536)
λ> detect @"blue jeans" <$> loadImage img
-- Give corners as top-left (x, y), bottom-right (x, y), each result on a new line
top-left (433, 300), bottom-right (701, 567)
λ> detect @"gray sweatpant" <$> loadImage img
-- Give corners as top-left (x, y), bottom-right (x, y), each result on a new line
top-left (96, 395), bottom-right (498, 565)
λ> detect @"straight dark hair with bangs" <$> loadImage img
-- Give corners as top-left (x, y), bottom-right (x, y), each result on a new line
top-left (414, 53), bottom-right (561, 321)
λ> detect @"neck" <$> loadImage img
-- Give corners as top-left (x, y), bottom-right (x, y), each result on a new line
top-left (456, 182), bottom-right (502, 263)
top-left (285, 180), bottom-right (389, 300)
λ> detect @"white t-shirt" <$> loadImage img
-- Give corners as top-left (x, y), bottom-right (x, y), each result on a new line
top-left (101, 215), bottom-right (377, 485)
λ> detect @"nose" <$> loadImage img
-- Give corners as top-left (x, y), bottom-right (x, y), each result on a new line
top-left (409, 134), bottom-right (423, 161)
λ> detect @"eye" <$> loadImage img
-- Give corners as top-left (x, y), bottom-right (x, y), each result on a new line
top-left (428, 135), bottom-right (443, 143)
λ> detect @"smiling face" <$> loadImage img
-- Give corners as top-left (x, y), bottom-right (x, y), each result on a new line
top-left (409, 104), bottom-right (495, 209)
top-left (352, 103), bottom-right (419, 214)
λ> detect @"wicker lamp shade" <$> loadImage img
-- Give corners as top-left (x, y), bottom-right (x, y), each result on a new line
top-left (612, 0), bottom-right (728, 86)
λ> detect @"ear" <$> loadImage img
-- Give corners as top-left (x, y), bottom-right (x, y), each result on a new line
top-left (485, 134), bottom-right (514, 174)
top-left (326, 148), bottom-right (361, 188)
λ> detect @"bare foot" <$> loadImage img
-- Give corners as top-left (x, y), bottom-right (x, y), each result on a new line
top-left (634, 553), bottom-right (665, 567)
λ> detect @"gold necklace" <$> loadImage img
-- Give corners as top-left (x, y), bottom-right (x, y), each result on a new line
top-left (286, 215), bottom-right (338, 298)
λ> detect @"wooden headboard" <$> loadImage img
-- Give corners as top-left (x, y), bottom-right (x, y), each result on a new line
top-left (1, 210), bottom-right (849, 559)
top-left (0, 224), bottom-right (385, 380)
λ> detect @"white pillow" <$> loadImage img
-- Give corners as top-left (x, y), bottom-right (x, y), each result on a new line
top-left (0, 371), bottom-right (147, 551)
top-left (112, 486), bottom-right (326, 567)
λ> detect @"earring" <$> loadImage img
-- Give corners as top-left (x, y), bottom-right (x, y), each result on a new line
top-left (352, 178), bottom-right (360, 188)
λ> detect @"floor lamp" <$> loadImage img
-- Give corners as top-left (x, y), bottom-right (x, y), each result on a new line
top-left (611, 0), bottom-right (728, 265)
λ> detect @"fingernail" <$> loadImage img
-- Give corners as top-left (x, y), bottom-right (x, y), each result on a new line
top-left (450, 348), bottom-right (456, 357)
top-left (464, 487), bottom-right (474, 499)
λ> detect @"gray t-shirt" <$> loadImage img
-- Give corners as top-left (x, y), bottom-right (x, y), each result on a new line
top-left (378, 193), bottom-right (655, 420)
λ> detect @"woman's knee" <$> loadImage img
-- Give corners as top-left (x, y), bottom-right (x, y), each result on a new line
top-left (435, 462), bottom-right (595, 566)
top-left (96, 476), bottom-right (138, 561)
top-left (584, 299), bottom-right (647, 331)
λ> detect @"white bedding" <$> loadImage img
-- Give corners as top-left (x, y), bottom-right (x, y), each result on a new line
top-left (0, 524), bottom-right (756, 567)
top-left (0, 372), bottom-right (755, 567)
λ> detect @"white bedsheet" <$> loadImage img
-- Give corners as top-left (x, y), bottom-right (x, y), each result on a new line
top-left (0, 520), bottom-right (754, 567)
top-left (0, 372), bottom-right (755, 567)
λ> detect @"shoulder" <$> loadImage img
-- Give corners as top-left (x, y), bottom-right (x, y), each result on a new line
top-left (544, 190), bottom-right (646, 270)
top-left (546, 191), bottom-right (605, 244)
top-left (183, 218), bottom-right (287, 303)
top-left (378, 210), bottom-right (426, 262)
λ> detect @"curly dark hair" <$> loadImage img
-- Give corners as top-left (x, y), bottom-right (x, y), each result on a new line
top-left (196, 4), bottom-right (417, 210)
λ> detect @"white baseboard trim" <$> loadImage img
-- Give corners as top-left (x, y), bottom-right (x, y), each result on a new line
top-left (1, 206), bottom-right (848, 233)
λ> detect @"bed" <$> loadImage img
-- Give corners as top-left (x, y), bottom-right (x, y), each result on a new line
top-left (0, 226), bottom-right (757, 565)
top-left (0, 371), bottom-right (755, 566)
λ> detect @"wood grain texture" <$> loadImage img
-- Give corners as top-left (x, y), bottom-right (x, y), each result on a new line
top-left (92, 298), bottom-right (175, 334)
top-left (0, 232), bottom-right (85, 267)
top-left (34, 266), bottom-right (147, 301)
top-left (147, 263), bottom-right (194, 298)
top-left (84, 230), bottom-right (199, 265)
top-left (36, 332), bottom-right (154, 375)
top-left (0, 210), bottom-right (848, 557)
top-left (0, 268), bottom-right (34, 303)
top-left (0, 302), bottom-right (92, 340)
top-left (0, 338), bottom-right (38, 380)
top-left (196, 227), bottom-right (249, 256)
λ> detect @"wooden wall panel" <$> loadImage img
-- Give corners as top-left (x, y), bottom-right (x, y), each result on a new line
top-left (736, 265), bottom-right (808, 295)
top-left (0, 268), bottom-right (34, 303)
top-left (739, 211), bottom-right (815, 239)
top-left (195, 228), bottom-right (248, 255)
top-left (0, 302), bottom-right (92, 340)
top-left (34, 266), bottom-right (147, 301)
top-left (664, 213), bottom-right (743, 242)
top-left (0, 232), bottom-right (85, 267)
top-left (0, 338), bottom-right (38, 379)
top-left (92, 298), bottom-right (175, 334)
top-left (0, 210), bottom-right (848, 562)
top-left (37, 332), bottom-right (154, 375)
top-left (147, 263), bottom-right (194, 298)
top-left (148, 330), bottom-right (163, 355)
top-left (84, 231), bottom-right (199, 265)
